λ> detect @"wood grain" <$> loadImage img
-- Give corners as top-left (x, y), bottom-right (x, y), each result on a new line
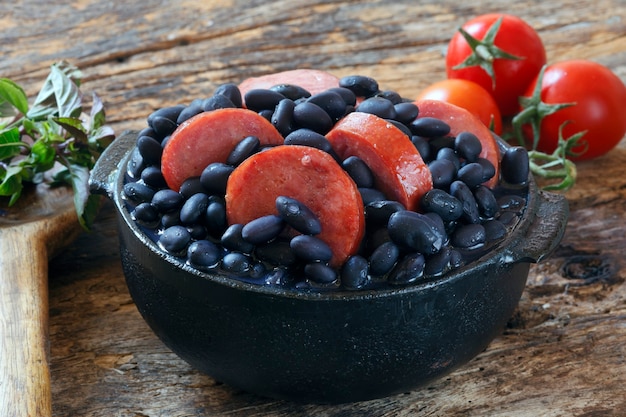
top-left (1, 0), bottom-right (625, 415)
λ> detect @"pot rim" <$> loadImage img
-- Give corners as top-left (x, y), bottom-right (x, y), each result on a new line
top-left (90, 130), bottom-right (569, 302)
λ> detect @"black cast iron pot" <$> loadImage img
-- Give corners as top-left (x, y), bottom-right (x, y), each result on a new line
top-left (89, 131), bottom-right (568, 404)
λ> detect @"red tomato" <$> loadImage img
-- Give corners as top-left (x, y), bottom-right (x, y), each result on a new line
top-left (415, 79), bottom-right (503, 135)
top-left (520, 60), bottom-right (626, 161)
top-left (446, 14), bottom-right (546, 117)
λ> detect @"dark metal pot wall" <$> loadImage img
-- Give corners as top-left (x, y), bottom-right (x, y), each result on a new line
top-left (90, 131), bottom-right (568, 404)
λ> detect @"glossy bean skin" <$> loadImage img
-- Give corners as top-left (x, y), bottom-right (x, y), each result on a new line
top-left (457, 162), bottom-right (485, 188)
top-left (454, 131), bottom-right (482, 162)
top-left (501, 146), bottom-right (530, 185)
top-left (221, 252), bottom-right (253, 275)
top-left (151, 189), bottom-right (184, 213)
top-left (200, 163), bottom-right (234, 195)
top-left (388, 210), bottom-right (445, 255)
top-left (429, 159), bottom-right (457, 189)
top-left (369, 241), bottom-right (400, 276)
top-left (136, 135), bottom-right (163, 165)
top-left (394, 102), bottom-right (419, 124)
top-left (474, 185), bottom-right (499, 219)
top-left (275, 196), bottom-right (322, 235)
top-left (292, 101), bottom-right (334, 134)
top-left (255, 240), bottom-right (297, 266)
top-left (387, 253), bottom-right (425, 285)
top-left (176, 103), bottom-right (204, 124)
top-left (365, 200), bottom-right (405, 225)
top-left (270, 84), bottom-right (311, 101)
top-left (140, 166), bottom-right (167, 188)
top-left (339, 75), bottom-right (379, 97)
top-left (227, 136), bottom-right (260, 166)
top-left (187, 240), bottom-right (222, 268)
top-left (304, 262), bottom-right (337, 284)
top-left (284, 128), bottom-right (334, 154)
top-left (342, 156), bottom-right (375, 188)
top-left (123, 182), bottom-right (155, 204)
top-left (290, 235), bottom-right (333, 262)
top-left (179, 192), bottom-right (209, 224)
top-left (221, 224), bottom-right (255, 253)
top-left (308, 90), bottom-right (348, 121)
top-left (244, 89), bottom-right (286, 112)
top-left (241, 215), bottom-right (285, 245)
top-left (202, 94), bottom-right (236, 111)
top-left (204, 198), bottom-right (227, 235)
top-left (451, 223), bottom-right (486, 249)
top-left (132, 202), bottom-right (159, 224)
top-left (341, 255), bottom-right (370, 290)
top-left (410, 117), bottom-right (451, 137)
top-left (214, 83), bottom-right (243, 108)
top-left (271, 98), bottom-right (296, 137)
top-left (159, 225), bottom-right (191, 254)
top-left (420, 189), bottom-right (463, 222)
top-left (356, 97), bottom-right (397, 120)
top-left (450, 180), bottom-right (480, 224)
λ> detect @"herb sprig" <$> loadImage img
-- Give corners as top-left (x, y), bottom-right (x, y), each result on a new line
top-left (0, 61), bottom-right (114, 229)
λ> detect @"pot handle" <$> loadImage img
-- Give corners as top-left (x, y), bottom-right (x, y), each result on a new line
top-left (89, 130), bottom-right (138, 198)
top-left (513, 190), bottom-right (569, 264)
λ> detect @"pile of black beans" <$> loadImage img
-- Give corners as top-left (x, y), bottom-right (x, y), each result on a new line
top-left (123, 75), bottom-right (530, 291)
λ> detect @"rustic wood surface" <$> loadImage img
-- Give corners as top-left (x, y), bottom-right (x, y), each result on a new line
top-left (2, 0), bottom-right (625, 415)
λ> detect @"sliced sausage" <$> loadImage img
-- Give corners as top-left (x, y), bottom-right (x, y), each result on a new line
top-left (225, 145), bottom-right (365, 267)
top-left (326, 112), bottom-right (433, 212)
top-left (161, 108), bottom-right (284, 191)
top-left (238, 69), bottom-right (340, 103)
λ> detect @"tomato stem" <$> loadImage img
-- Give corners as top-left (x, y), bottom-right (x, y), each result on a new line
top-left (452, 16), bottom-right (522, 89)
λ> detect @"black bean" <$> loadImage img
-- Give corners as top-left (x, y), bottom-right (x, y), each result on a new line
top-left (410, 117), bottom-right (451, 137)
top-left (304, 262), bottom-right (337, 284)
top-left (411, 136), bottom-right (431, 161)
top-left (132, 202), bottom-right (159, 224)
top-left (187, 223), bottom-right (208, 240)
top-left (284, 128), bottom-right (334, 154)
top-left (136, 135), bottom-right (163, 166)
top-left (454, 131), bottom-right (482, 162)
top-left (420, 189), bottom-right (463, 222)
top-left (140, 166), bottom-right (167, 188)
top-left (474, 185), bottom-right (499, 218)
top-left (161, 210), bottom-right (181, 228)
top-left (205, 199), bottom-right (227, 234)
top-left (159, 225), bottom-right (191, 254)
top-left (365, 200), bottom-right (406, 225)
top-left (424, 247), bottom-right (453, 277)
top-left (450, 180), bottom-right (480, 224)
top-left (226, 135), bottom-right (260, 166)
top-left (366, 227), bottom-right (392, 253)
top-left (394, 102), bottom-right (419, 124)
top-left (341, 255), bottom-right (370, 290)
top-left (339, 75), bottom-right (379, 97)
top-left (126, 147), bottom-right (145, 179)
top-left (149, 116), bottom-right (178, 138)
top-left (258, 109), bottom-right (273, 122)
top-left (202, 94), bottom-right (236, 111)
top-left (428, 158), bottom-right (457, 189)
top-left (222, 252), bottom-right (253, 275)
top-left (151, 189), bottom-right (184, 213)
top-left (241, 215), bottom-right (284, 244)
top-left (200, 162), bottom-right (234, 194)
top-left (221, 224), bottom-right (255, 253)
top-left (437, 147), bottom-right (461, 171)
top-left (292, 101), bottom-right (334, 134)
top-left (244, 89), bottom-right (286, 112)
top-left (275, 195), bottom-right (322, 235)
top-left (290, 235), bottom-right (333, 262)
top-left (214, 83), bottom-right (243, 108)
top-left (327, 87), bottom-right (357, 106)
top-left (148, 104), bottom-right (185, 131)
top-left (388, 210), bottom-right (445, 255)
top-left (270, 84), bottom-right (311, 101)
top-left (179, 177), bottom-right (204, 198)
top-left (369, 241), bottom-right (400, 276)
top-left (359, 187), bottom-right (386, 205)
top-left (424, 212), bottom-right (447, 240)
top-left (176, 103), bottom-right (204, 124)
top-left (308, 90), bottom-right (349, 121)
top-left (255, 240), bottom-right (298, 266)
top-left (187, 240), bottom-right (222, 268)
top-left (160, 135), bottom-right (171, 149)
top-left (498, 194), bottom-right (526, 211)
top-left (387, 253), bottom-right (425, 285)
top-left (451, 223), bottom-right (486, 249)
top-left (356, 97), bottom-right (397, 120)
top-left (476, 157), bottom-right (496, 182)
top-left (271, 98), bottom-right (296, 137)
top-left (180, 194), bottom-right (209, 225)
top-left (457, 162), bottom-right (485, 189)
top-left (483, 219), bottom-right (507, 241)
top-left (386, 119), bottom-right (412, 138)
top-left (429, 136), bottom-right (456, 154)
top-left (501, 146), bottom-right (530, 185)
top-left (342, 156), bottom-right (375, 188)
top-left (137, 127), bottom-right (158, 140)
top-left (376, 90), bottom-right (403, 105)
top-left (123, 182), bottom-right (156, 204)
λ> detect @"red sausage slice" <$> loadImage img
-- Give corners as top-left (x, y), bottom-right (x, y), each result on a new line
top-left (414, 99), bottom-right (501, 189)
top-left (239, 69), bottom-right (340, 100)
top-left (326, 112), bottom-right (433, 212)
top-left (225, 145), bottom-right (365, 268)
top-left (161, 108), bottom-right (284, 191)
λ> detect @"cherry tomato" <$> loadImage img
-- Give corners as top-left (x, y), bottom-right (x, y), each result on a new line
top-left (446, 14), bottom-right (546, 117)
top-left (520, 60), bottom-right (626, 161)
top-left (415, 79), bottom-right (502, 135)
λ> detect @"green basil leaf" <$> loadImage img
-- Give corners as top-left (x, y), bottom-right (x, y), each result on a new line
top-left (0, 78), bottom-right (29, 116)
top-left (65, 163), bottom-right (100, 229)
top-left (28, 62), bottom-right (83, 120)
top-left (89, 92), bottom-right (106, 131)
top-left (54, 116), bottom-right (88, 142)
top-left (0, 127), bottom-right (23, 160)
top-left (0, 164), bottom-right (24, 204)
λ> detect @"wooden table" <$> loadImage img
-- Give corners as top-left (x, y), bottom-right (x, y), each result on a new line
top-left (2, 0), bottom-right (625, 415)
